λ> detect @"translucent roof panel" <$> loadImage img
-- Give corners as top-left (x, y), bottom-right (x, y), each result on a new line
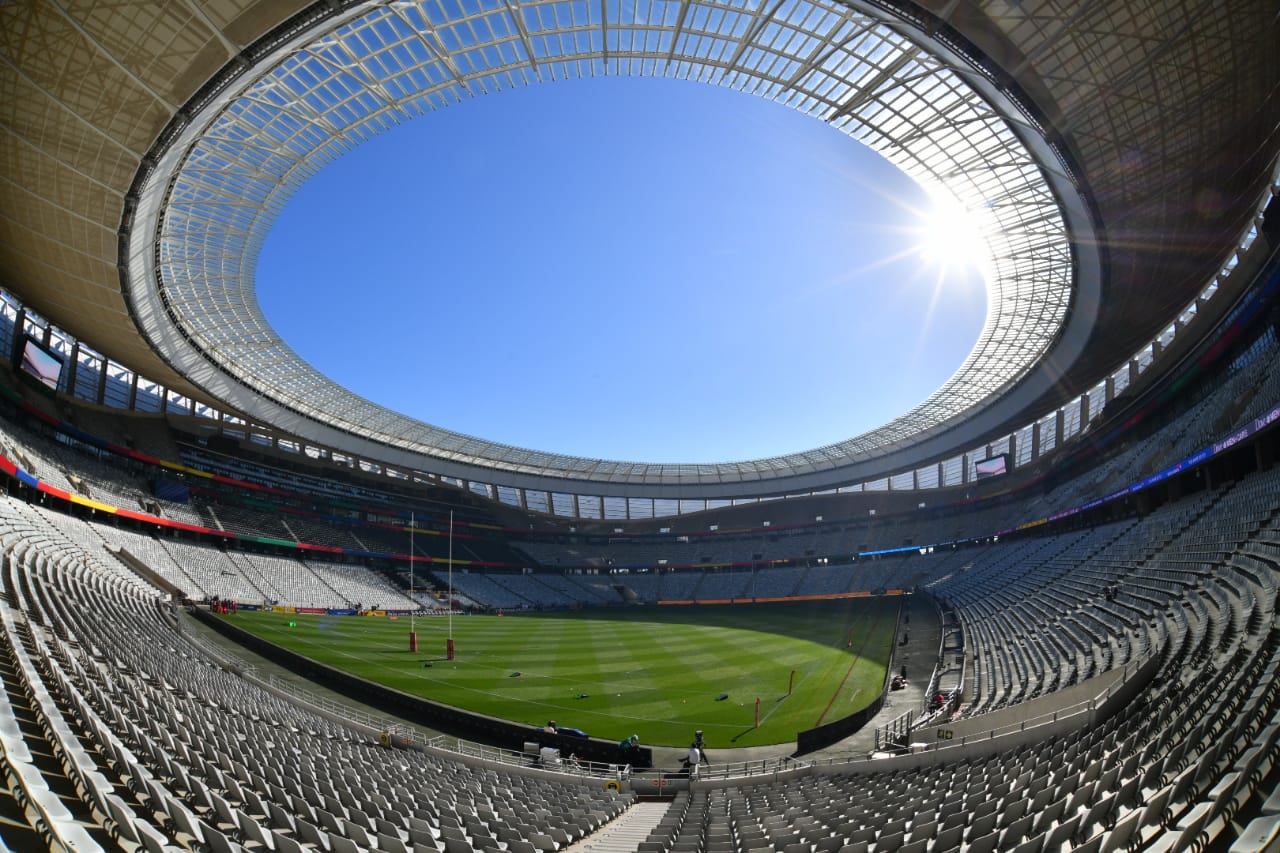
top-left (126, 0), bottom-right (1093, 490)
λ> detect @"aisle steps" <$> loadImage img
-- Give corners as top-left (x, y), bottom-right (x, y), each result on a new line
top-left (564, 801), bottom-right (673, 853)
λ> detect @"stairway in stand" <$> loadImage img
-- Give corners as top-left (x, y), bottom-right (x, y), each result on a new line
top-left (565, 801), bottom-right (673, 853)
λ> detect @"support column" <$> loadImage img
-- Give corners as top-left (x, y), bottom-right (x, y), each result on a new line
top-left (66, 341), bottom-right (80, 398)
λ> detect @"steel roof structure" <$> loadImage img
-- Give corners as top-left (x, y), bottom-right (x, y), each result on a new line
top-left (1, 0), bottom-right (1277, 501)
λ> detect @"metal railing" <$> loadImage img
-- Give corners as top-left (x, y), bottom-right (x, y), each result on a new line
top-left (174, 607), bottom-right (259, 678)
top-left (874, 710), bottom-right (916, 752)
top-left (421, 736), bottom-right (631, 781)
top-left (806, 652), bottom-right (1157, 772)
top-left (262, 672), bottom-right (420, 740)
top-left (677, 756), bottom-right (812, 781)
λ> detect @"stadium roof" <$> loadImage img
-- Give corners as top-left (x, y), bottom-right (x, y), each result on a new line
top-left (1, 0), bottom-right (1277, 499)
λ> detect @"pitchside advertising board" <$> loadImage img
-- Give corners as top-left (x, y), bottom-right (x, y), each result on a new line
top-left (259, 605), bottom-right (361, 615)
top-left (251, 605), bottom-right (423, 617)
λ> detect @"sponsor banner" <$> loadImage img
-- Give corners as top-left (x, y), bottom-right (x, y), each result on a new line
top-left (297, 542), bottom-right (344, 554)
top-left (385, 610), bottom-right (416, 617)
top-left (1128, 446), bottom-right (1212, 494)
top-left (328, 608), bottom-right (358, 616)
top-left (361, 609), bottom-right (386, 617)
top-left (116, 508), bottom-right (156, 523)
top-left (237, 603), bottom-right (261, 611)
top-left (33, 477), bottom-right (63, 494)
top-left (68, 493), bottom-right (118, 514)
top-left (251, 535), bottom-right (295, 548)
top-left (859, 544), bottom-right (924, 557)
top-left (656, 589), bottom-right (892, 606)
top-left (1214, 403), bottom-right (1280, 455)
top-left (295, 607), bottom-right (327, 615)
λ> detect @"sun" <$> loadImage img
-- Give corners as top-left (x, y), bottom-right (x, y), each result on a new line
top-left (915, 189), bottom-right (995, 280)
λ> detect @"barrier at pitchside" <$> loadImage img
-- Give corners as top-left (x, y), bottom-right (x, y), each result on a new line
top-left (794, 595), bottom-right (904, 754)
top-left (195, 608), bottom-right (654, 769)
top-left (795, 692), bottom-right (887, 755)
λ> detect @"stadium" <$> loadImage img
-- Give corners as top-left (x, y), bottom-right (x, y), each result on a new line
top-left (1, 0), bottom-right (1279, 850)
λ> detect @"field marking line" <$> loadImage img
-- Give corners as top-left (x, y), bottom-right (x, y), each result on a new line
top-left (812, 600), bottom-right (893, 727)
top-left (754, 668), bottom-right (814, 727)
top-left (271, 618), bottom-right (712, 701)
top-left (242, 606), bottom-right (879, 742)
top-left (323, 640), bottom-right (752, 733)
top-left (303, 630), bottom-right (754, 735)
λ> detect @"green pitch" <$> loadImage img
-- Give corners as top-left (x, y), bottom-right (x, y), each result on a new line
top-left (223, 597), bottom-right (900, 748)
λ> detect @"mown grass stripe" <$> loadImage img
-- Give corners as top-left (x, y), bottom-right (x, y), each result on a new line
top-left (225, 597), bottom-right (898, 747)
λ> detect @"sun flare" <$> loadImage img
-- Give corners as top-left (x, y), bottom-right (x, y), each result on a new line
top-left (916, 190), bottom-right (995, 281)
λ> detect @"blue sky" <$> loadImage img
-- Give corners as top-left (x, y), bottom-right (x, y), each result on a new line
top-left (257, 76), bottom-right (987, 464)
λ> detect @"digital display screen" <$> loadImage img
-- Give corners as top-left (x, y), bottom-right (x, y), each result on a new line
top-left (19, 338), bottom-right (63, 391)
top-left (974, 454), bottom-right (1008, 479)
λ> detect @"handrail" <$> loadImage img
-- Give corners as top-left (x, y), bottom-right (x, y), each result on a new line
top-left (874, 710), bottom-right (916, 752)
top-left (420, 735), bottom-right (631, 780)
top-left (261, 672), bottom-right (414, 739)
top-left (806, 652), bottom-right (1157, 772)
top-left (172, 610), bottom-right (258, 677)
top-left (676, 756), bottom-right (813, 781)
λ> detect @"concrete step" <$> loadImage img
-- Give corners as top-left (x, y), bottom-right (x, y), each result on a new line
top-left (564, 800), bottom-right (673, 853)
